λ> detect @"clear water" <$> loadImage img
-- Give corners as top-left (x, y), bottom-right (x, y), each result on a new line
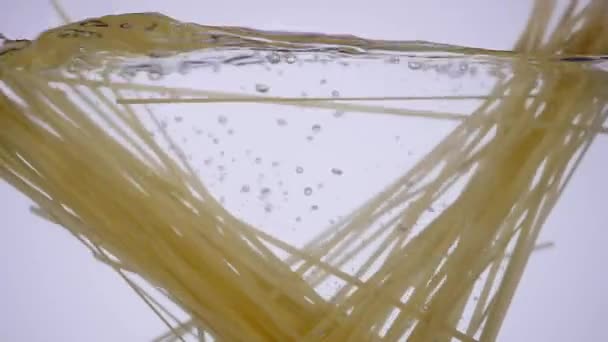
top-left (2, 17), bottom-right (608, 341)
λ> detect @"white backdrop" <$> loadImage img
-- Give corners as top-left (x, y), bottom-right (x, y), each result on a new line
top-left (1, 1), bottom-right (607, 341)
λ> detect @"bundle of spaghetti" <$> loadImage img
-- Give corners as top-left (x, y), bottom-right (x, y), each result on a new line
top-left (1, 0), bottom-right (607, 341)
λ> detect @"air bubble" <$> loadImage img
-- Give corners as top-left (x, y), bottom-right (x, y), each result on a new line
top-left (272, 161), bottom-right (279, 167)
top-left (296, 166), bottom-right (304, 174)
top-left (333, 111), bottom-right (344, 118)
top-left (387, 56), bottom-right (400, 64)
top-left (311, 205), bottom-right (319, 211)
top-left (174, 116), bottom-right (183, 123)
top-left (408, 61), bottom-right (422, 70)
top-left (255, 157), bottom-right (262, 164)
top-left (331, 90), bottom-right (340, 97)
top-left (285, 54), bottom-right (297, 64)
top-left (331, 168), bottom-right (343, 175)
top-left (320, 78), bottom-right (327, 85)
top-left (276, 118), bottom-right (287, 126)
top-left (311, 124), bottom-right (322, 133)
top-left (267, 52), bottom-right (281, 64)
top-left (264, 204), bottom-right (273, 213)
top-left (147, 69), bottom-right (164, 81)
top-left (255, 83), bottom-right (270, 93)
top-left (217, 115), bottom-right (228, 125)
top-left (304, 187), bottom-right (313, 196)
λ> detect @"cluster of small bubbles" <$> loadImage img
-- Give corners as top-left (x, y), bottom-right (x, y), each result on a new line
top-left (174, 116), bottom-right (183, 123)
top-left (304, 187), bottom-right (313, 196)
top-left (331, 90), bottom-right (340, 97)
top-left (296, 166), bottom-right (304, 174)
top-left (217, 115), bottom-right (228, 125)
top-left (285, 54), bottom-right (297, 64)
top-left (276, 118), bottom-right (288, 126)
top-left (255, 83), bottom-right (270, 93)
top-left (267, 52), bottom-right (281, 64)
top-left (408, 61), bottom-right (422, 70)
top-left (311, 124), bottom-right (322, 133)
top-left (330, 168), bottom-right (343, 175)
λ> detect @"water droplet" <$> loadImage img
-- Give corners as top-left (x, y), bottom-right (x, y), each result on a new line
top-left (267, 52), bottom-right (281, 64)
top-left (218, 115), bottom-right (228, 125)
top-left (331, 90), bottom-right (340, 97)
top-left (285, 54), bottom-right (297, 64)
top-left (311, 124), bottom-right (322, 133)
top-left (331, 168), bottom-right (343, 175)
top-left (276, 118), bottom-right (287, 126)
top-left (408, 61), bottom-right (422, 70)
top-left (255, 83), bottom-right (270, 93)
top-left (174, 116), bottom-right (183, 123)
top-left (304, 187), bottom-right (313, 196)
top-left (296, 166), bottom-right (304, 174)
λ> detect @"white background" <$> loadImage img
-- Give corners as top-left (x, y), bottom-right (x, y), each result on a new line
top-left (1, 1), bottom-right (607, 341)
